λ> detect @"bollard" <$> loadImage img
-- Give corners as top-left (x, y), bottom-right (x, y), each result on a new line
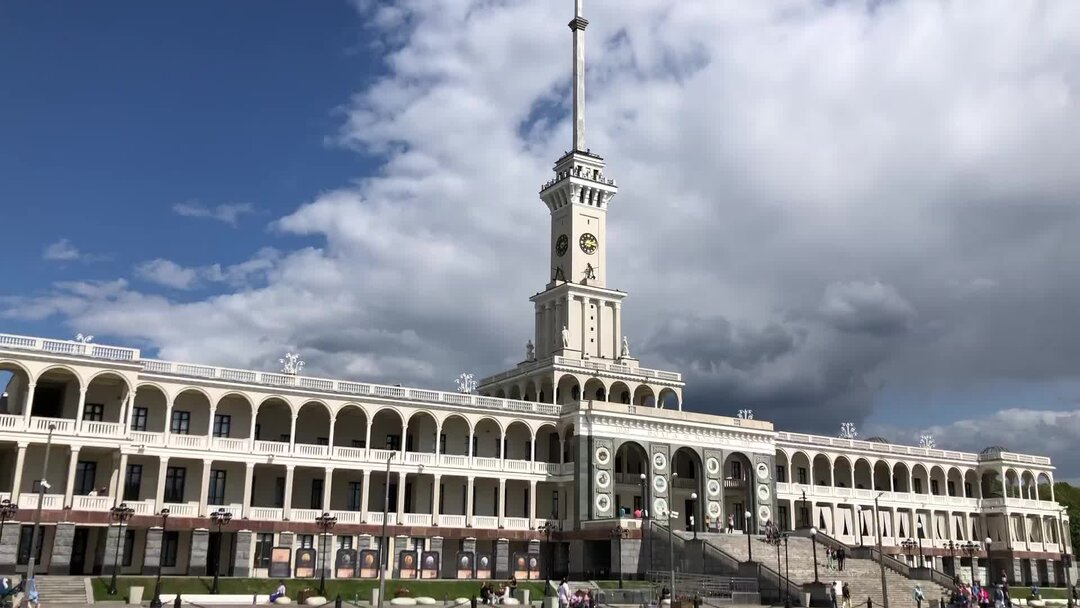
top-left (471, 596), bottom-right (477, 608)
top-left (867, 597), bottom-right (873, 608)
top-left (939, 599), bottom-right (945, 608)
top-left (335, 595), bottom-right (343, 608)
top-left (174, 595), bottom-right (182, 608)
top-left (253, 593), bottom-right (258, 605)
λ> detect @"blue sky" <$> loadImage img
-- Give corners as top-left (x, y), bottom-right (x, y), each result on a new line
top-left (3, 0), bottom-right (1080, 474)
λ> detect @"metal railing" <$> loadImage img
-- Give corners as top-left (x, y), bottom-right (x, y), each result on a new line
top-left (809, 529), bottom-right (957, 590)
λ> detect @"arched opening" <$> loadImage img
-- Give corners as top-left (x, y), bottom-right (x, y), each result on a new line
top-left (609, 382), bottom-right (631, 405)
top-left (369, 408), bottom-right (405, 453)
top-left (893, 462), bottom-right (910, 493)
top-left (131, 384), bottom-right (168, 434)
top-left (981, 470), bottom-right (1002, 499)
top-left (1004, 470), bottom-right (1021, 498)
top-left (333, 405), bottom-right (368, 449)
top-left (833, 457), bottom-right (852, 488)
top-left (523, 381), bottom-right (538, 402)
top-left (582, 378), bottom-right (606, 402)
top-left (674, 447), bottom-right (705, 532)
top-left (873, 461), bottom-right (891, 491)
top-left (614, 441), bottom-right (648, 517)
top-left (534, 424), bottom-right (560, 464)
top-left (30, 366), bottom-right (82, 422)
top-left (930, 466), bottom-right (947, 496)
top-left (172, 388), bottom-right (212, 437)
top-left (722, 451), bottom-right (753, 532)
top-left (405, 411), bottom-right (438, 454)
top-left (562, 425), bottom-right (576, 463)
top-left (556, 375), bottom-right (581, 404)
top-left (963, 469), bottom-right (979, 498)
top-left (295, 402), bottom-right (331, 448)
top-left (853, 458), bottom-right (873, 490)
top-left (84, 371), bottom-right (131, 426)
top-left (504, 421), bottom-right (532, 460)
top-left (495, 388), bottom-right (507, 399)
top-left (254, 398), bottom-right (292, 443)
top-left (440, 414), bottom-right (470, 456)
top-left (775, 451), bottom-right (790, 483)
top-left (214, 393), bottom-right (253, 440)
top-left (632, 385), bottom-right (655, 407)
top-left (911, 464), bottom-right (929, 495)
top-left (791, 452), bottom-right (811, 486)
top-left (1020, 471), bottom-right (1036, 499)
top-left (472, 417), bottom-right (502, 458)
top-left (0, 361), bottom-right (33, 416)
top-left (658, 388), bottom-right (679, 410)
top-left (509, 385), bottom-right (522, 400)
top-left (812, 454), bottom-right (832, 486)
top-left (1036, 473), bottom-right (1053, 502)
top-left (538, 378), bottom-right (554, 404)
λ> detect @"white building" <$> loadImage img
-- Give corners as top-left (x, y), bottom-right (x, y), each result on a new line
top-left (0, 0), bottom-right (1069, 587)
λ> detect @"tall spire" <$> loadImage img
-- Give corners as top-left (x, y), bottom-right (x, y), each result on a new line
top-left (570, 0), bottom-right (588, 152)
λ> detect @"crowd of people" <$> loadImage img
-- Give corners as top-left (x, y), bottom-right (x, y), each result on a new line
top-left (479, 576), bottom-right (521, 605)
top-left (555, 579), bottom-right (596, 608)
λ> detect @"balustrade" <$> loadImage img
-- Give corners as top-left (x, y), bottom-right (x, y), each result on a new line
top-left (17, 493), bottom-right (62, 510)
top-left (72, 495), bottom-right (113, 511)
top-left (163, 502), bottom-right (199, 517)
top-left (295, 444), bottom-right (329, 458)
top-left (403, 513), bottom-right (431, 526)
top-left (82, 421), bottom-right (123, 438)
top-left (168, 434), bottom-right (208, 449)
top-left (472, 515), bottom-right (498, 529)
top-left (0, 414), bottom-right (23, 431)
top-left (254, 440), bottom-right (290, 455)
top-left (130, 431), bottom-right (165, 446)
top-left (249, 507), bottom-right (284, 521)
top-left (504, 517), bottom-right (530, 530)
top-left (439, 514), bottom-right (467, 527)
top-left (211, 437), bottom-right (249, 452)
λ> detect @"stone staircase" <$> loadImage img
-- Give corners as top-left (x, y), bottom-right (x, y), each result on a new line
top-left (35, 575), bottom-right (90, 604)
top-left (700, 532), bottom-right (952, 608)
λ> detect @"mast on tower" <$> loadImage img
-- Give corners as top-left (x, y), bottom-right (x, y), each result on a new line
top-left (570, 0), bottom-right (588, 151)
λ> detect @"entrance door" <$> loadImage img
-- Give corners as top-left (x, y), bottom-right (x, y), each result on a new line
top-left (69, 528), bottom-right (90, 575)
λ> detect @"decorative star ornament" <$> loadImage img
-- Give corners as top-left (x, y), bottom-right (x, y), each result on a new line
top-left (279, 352), bottom-right (305, 375)
top-left (919, 434), bottom-right (935, 449)
top-left (455, 373), bottom-right (477, 394)
top-left (74, 333), bottom-right (94, 344)
top-left (737, 409), bottom-right (754, 420)
top-left (839, 422), bottom-right (858, 440)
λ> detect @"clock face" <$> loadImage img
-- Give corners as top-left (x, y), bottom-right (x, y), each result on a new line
top-left (555, 234), bottom-right (569, 257)
top-left (579, 233), bottom-right (598, 254)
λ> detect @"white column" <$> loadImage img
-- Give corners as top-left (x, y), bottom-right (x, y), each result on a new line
top-left (207, 406), bottom-right (217, 437)
top-left (529, 436), bottom-right (536, 463)
top-left (114, 452), bottom-right (129, 505)
top-left (63, 446), bottom-right (80, 507)
top-left (595, 299), bottom-right (602, 358)
top-left (553, 300), bottom-right (562, 352)
top-left (10, 443), bottom-right (27, 501)
top-left (498, 479), bottom-right (507, 528)
top-left (21, 383), bottom-right (36, 424)
top-left (327, 419), bottom-right (336, 456)
top-left (289, 415), bottom-right (297, 451)
top-left (364, 425), bottom-right (372, 459)
top-left (163, 397), bottom-right (175, 440)
top-left (155, 457), bottom-right (169, 511)
top-left (432, 474), bottom-right (442, 526)
top-left (360, 469), bottom-right (370, 523)
top-left (529, 480), bottom-right (538, 529)
top-left (579, 297), bottom-right (588, 357)
top-left (74, 387), bottom-right (88, 433)
top-left (283, 465), bottom-right (295, 518)
top-left (122, 392), bottom-right (135, 431)
top-left (242, 463), bottom-right (254, 518)
top-left (613, 302), bottom-right (622, 359)
top-left (466, 477), bottom-right (475, 527)
top-left (198, 459), bottom-right (211, 516)
top-left (396, 471), bottom-right (407, 523)
top-left (322, 468), bottom-right (334, 512)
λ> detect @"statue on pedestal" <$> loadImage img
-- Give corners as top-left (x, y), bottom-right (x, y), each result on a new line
top-left (525, 340), bottom-right (535, 361)
top-left (621, 335), bottom-right (630, 358)
top-left (561, 326), bottom-right (570, 348)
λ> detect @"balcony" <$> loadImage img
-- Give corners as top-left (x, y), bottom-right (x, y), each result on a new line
top-left (504, 517), bottom-right (530, 530)
top-left (72, 495), bottom-right (113, 511)
top-left (249, 507), bottom-right (284, 521)
top-left (163, 501), bottom-right (200, 518)
top-left (472, 516), bottom-right (498, 529)
top-left (17, 493), bottom-right (63, 510)
top-left (439, 514), bottom-right (467, 527)
top-left (82, 421), bottom-right (124, 438)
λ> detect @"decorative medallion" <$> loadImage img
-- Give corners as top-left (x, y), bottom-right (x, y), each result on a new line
top-left (707, 479), bottom-right (721, 497)
top-left (594, 446), bottom-right (611, 466)
top-left (758, 505), bottom-right (771, 522)
top-left (652, 475), bottom-right (668, 494)
top-left (652, 452), bottom-right (667, 472)
top-left (653, 497), bottom-right (668, 518)
top-left (706, 457), bottom-right (720, 476)
top-left (707, 501), bottom-right (722, 518)
top-left (595, 494), bottom-right (611, 514)
top-left (755, 462), bottom-right (770, 481)
top-left (757, 484), bottom-right (771, 502)
top-left (595, 470), bottom-right (611, 490)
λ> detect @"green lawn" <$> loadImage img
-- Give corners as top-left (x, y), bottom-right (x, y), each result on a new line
top-left (91, 577), bottom-right (547, 603)
top-left (594, 580), bottom-right (657, 590)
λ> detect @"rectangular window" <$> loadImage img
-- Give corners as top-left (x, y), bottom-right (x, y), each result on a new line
top-left (552, 492), bottom-right (559, 519)
top-left (212, 414), bottom-right (231, 438)
top-left (170, 410), bottom-right (190, 435)
top-left (347, 482), bottom-right (363, 511)
top-left (316, 437), bottom-right (329, 446)
top-left (439, 483), bottom-right (445, 514)
top-left (338, 536), bottom-right (353, 550)
top-left (386, 434), bottom-right (401, 451)
top-left (254, 533), bottom-right (274, 568)
top-left (930, 480), bottom-right (940, 495)
top-left (405, 435), bottom-right (413, 452)
top-left (254, 423), bottom-right (261, 440)
top-left (964, 482), bottom-right (972, 498)
top-left (208, 470), bottom-right (227, 506)
top-left (947, 481), bottom-right (956, 497)
top-left (298, 534), bottom-right (314, 549)
top-left (404, 482), bottom-right (412, 513)
top-left (776, 465), bottom-right (787, 482)
top-left (279, 433), bottom-right (290, 442)
top-left (164, 467), bottom-right (186, 503)
top-left (74, 461), bottom-right (97, 495)
top-left (274, 477), bottom-right (285, 508)
top-left (797, 467), bottom-right (808, 485)
top-left (351, 439), bottom-right (365, 448)
top-left (82, 403), bottom-right (104, 422)
top-left (439, 434), bottom-right (447, 454)
top-left (731, 461), bottom-right (743, 480)
top-left (124, 464), bottom-right (143, 501)
top-left (130, 407), bottom-right (148, 432)
top-left (777, 506), bottom-right (789, 531)
top-left (17, 525), bottom-right (42, 565)
top-left (161, 531), bottom-right (180, 567)
top-left (387, 483), bottom-right (398, 512)
top-left (734, 503), bottom-right (744, 529)
top-left (122, 530), bottom-right (136, 567)
top-left (311, 479), bottom-right (324, 510)
top-left (913, 478), bottom-right (923, 494)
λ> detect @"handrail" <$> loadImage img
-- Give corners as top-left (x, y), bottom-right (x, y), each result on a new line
top-left (807, 529), bottom-right (956, 590)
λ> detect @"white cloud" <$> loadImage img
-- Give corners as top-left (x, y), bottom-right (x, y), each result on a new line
top-left (8, 0), bottom-right (1080, 471)
top-left (172, 200), bottom-right (256, 226)
top-left (42, 239), bottom-right (107, 263)
top-left (134, 249), bottom-right (280, 291)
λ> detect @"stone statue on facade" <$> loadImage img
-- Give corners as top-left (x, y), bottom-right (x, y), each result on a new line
top-left (621, 335), bottom-right (630, 358)
top-left (526, 340), bottom-right (535, 361)
top-left (562, 325), bottom-right (570, 348)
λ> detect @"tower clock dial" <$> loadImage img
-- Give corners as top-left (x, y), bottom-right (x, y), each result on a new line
top-left (555, 234), bottom-right (569, 257)
top-left (579, 233), bottom-right (598, 254)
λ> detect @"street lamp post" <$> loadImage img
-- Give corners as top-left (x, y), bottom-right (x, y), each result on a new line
top-left (745, 510), bottom-right (753, 561)
top-left (668, 504), bottom-right (680, 600)
top-left (24, 423), bottom-right (56, 586)
top-left (985, 537), bottom-right (995, 586)
top-left (539, 521), bottom-right (560, 593)
top-left (107, 503), bottom-right (135, 595)
top-left (916, 521), bottom-right (925, 568)
top-left (873, 492), bottom-right (890, 608)
top-left (689, 492), bottom-right (698, 541)
top-left (1057, 509), bottom-right (1074, 608)
top-left (149, 508), bottom-right (170, 608)
top-left (209, 508), bottom-right (233, 594)
top-left (783, 533), bottom-right (792, 607)
top-left (640, 473), bottom-right (651, 572)
top-left (959, 541), bottom-right (978, 584)
top-left (774, 531), bottom-right (783, 605)
top-left (800, 490), bottom-right (809, 529)
top-left (377, 453), bottom-right (396, 608)
top-left (0, 499), bottom-right (17, 560)
top-left (610, 526), bottom-right (629, 588)
top-left (810, 527), bottom-right (820, 583)
top-left (901, 538), bottom-right (919, 566)
top-left (315, 512), bottom-right (337, 597)
top-left (855, 506), bottom-right (862, 546)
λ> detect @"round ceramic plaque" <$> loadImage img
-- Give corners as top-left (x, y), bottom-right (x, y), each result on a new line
top-left (707, 479), bottom-right (721, 496)
top-left (653, 475), bottom-right (668, 494)
top-left (595, 494), bottom-right (611, 513)
top-left (757, 484), bottom-right (771, 502)
top-left (594, 446), bottom-right (611, 466)
top-left (707, 501), bottom-right (722, 518)
top-left (652, 452), bottom-right (668, 471)
top-left (755, 462), bottom-right (769, 481)
top-left (653, 497), bottom-right (669, 517)
top-left (706, 457), bottom-right (720, 475)
top-left (595, 470), bottom-right (611, 489)
top-left (758, 505), bottom-right (771, 522)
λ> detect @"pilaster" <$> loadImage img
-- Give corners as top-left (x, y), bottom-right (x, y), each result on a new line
top-left (48, 522), bottom-right (76, 575)
top-left (429, 536), bottom-right (445, 578)
top-left (0, 521), bottom-right (19, 573)
top-left (101, 524), bottom-right (124, 576)
top-left (233, 530), bottom-right (253, 578)
top-left (189, 528), bottom-right (210, 576)
top-left (494, 538), bottom-right (510, 579)
top-left (143, 527), bottom-right (163, 575)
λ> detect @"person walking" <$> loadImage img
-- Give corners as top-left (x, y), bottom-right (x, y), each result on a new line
top-left (837, 547), bottom-right (846, 571)
top-left (727, 514), bottom-right (735, 534)
top-left (558, 579), bottom-right (570, 608)
top-left (914, 584), bottom-right (925, 608)
top-left (842, 582), bottom-right (851, 608)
